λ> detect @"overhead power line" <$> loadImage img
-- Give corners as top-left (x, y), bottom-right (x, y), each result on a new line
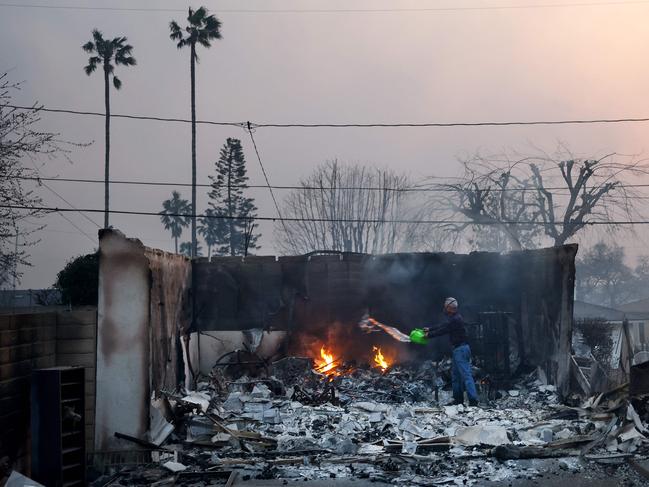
top-left (4, 104), bottom-right (244, 128)
top-left (22, 162), bottom-right (101, 242)
top-left (250, 118), bottom-right (649, 128)
top-left (6, 104), bottom-right (649, 129)
top-left (50, 211), bottom-right (97, 244)
top-left (37, 180), bottom-right (101, 229)
top-left (3, 203), bottom-right (649, 226)
top-left (13, 175), bottom-right (649, 194)
top-left (246, 122), bottom-right (290, 233)
top-left (1, 1), bottom-right (648, 14)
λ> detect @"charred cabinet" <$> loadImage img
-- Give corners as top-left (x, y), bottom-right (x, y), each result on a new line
top-left (31, 367), bottom-right (86, 487)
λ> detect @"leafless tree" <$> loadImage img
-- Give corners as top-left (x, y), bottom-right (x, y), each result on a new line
top-left (275, 160), bottom-right (441, 255)
top-left (0, 73), bottom-right (81, 287)
top-left (435, 147), bottom-right (646, 251)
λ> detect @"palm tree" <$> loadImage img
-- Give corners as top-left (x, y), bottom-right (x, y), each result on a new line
top-left (169, 6), bottom-right (222, 258)
top-left (159, 191), bottom-right (191, 253)
top-left (198, 208), bottom-right (227, 258)
top-left (82, 29), bottom-right (136, 229)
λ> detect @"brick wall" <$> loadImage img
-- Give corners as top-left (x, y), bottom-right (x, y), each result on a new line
top-left (0, 307), bottom-right (97, 472)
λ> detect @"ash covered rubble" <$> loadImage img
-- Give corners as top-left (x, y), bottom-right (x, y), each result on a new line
top-left (93, 357), bottom-right (649, 486)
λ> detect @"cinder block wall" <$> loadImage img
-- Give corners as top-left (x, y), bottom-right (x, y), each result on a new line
top-left (0, 312), bottom-right (57, 473)
top-left (0, 307), bottom-right (97, 473)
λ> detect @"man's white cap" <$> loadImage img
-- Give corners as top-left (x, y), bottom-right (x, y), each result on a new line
top-left (444, 297), bottom-right (458, 310)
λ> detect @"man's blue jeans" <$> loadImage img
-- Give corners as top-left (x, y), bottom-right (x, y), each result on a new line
top-left (451, 343), bottom-right (478, 403)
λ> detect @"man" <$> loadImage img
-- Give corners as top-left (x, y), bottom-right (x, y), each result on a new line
top-left (424, 297), bottom-right (479, 407)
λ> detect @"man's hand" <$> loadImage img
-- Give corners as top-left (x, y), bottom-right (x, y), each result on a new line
top-left (422, 327), bottom-right (430, 336)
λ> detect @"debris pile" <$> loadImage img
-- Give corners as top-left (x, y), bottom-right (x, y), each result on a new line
top-left (92, 358), bottom-right (649, 486)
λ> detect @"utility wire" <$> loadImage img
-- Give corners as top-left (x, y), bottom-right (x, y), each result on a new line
top-left (6, 104), bottom-right (649, 129)
top-left (3, 104), bottom-right (244, 128)
top-left (252, 118), bottom-right (649, 128)
top-left (22, 219), bottom-right (170, 244)
top-left (3, 203), bottom-right (649, 226)
top-left (13, 175), bottom-right (482, 192)
top-left (245, 123), bottom-right (297, 257)
top-left (22, 162), bottom-right (100, 242)
top-left (246, 122), bottom-right (289, 230)
top-left (50, 212), bottom-right (97, 244)
top-left (37, 180), bottom-right (102, 229)
top-left (14, 175), bottom-right (649, 194)
top-left (1, 1), bottom-right (648, 14)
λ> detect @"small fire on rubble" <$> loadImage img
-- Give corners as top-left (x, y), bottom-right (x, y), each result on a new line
top-left (314, 345), bottom-right (340, 376)
top-left (311, 342), bottom-right (394, 377)
top-left (372, 346), bottom-right (390, 372)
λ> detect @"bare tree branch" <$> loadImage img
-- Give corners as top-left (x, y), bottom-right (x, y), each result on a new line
top-left (0, 73), bottom-right (87, 287)
top-left (434, 146), bottom-right (645, 251)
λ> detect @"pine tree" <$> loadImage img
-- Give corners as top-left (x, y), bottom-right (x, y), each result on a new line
top-left (208, 138), bottom-right (260, 256)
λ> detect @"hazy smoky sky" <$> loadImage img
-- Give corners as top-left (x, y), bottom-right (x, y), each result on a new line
top-left (2, 0), bottom-right (649, 288)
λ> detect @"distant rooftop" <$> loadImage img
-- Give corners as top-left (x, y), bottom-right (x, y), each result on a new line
top-left (0, 289), bottom-right (61, 310)
top-left (574, 299), bottom-right (649, 322)
top-left (618, 297), bottom-right (649, 314)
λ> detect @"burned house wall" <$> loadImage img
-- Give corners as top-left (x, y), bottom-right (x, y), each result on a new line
top-left (191, 255), bottom-right (289, 372)
top-left (193, 245), bottom-right (577, 395)
top-left (191, 254), bottom-right (369, 371)
top-left (146, 248), bottom-right (191, 394)
top-left (0, 307), bottom-right (98, 474)
top-left (95, 229), bottom-right (190, 452)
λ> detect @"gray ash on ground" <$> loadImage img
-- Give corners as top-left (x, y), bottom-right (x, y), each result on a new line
top-left (91, 359), bottom-right (649, 486)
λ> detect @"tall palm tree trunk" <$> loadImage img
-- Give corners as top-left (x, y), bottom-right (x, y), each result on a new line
top-left (175, 235), bottom-right (178, 254)
top-left (190, 43), bottom-right (197, 258)
top-left (103, 62), bottom-right (111, 229)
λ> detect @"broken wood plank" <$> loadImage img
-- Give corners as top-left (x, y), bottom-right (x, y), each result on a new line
top-left (204, 413), bottom-right (239, 437)
top-left (546, 435), bottom-right (596, 449)
top-left (203, 412), bottom-right (274, 445)
top-left (516, 421), bottom-right (553, 431)
top-left (114, 431), bottom-right (160, 450)
top-left (215, 454), bottom-right (390, 467)
top-left (580, 417), bottom-right (618, 457)
top-left (584, 453), bottom-right (634, 464)
top-left (492, 444), bottom-right (578, 460)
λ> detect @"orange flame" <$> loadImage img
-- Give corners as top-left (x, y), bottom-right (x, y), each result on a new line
top-left (373, 346), bottom-right (390, 372)
top-left (315, 346), bottom-right (338, 375)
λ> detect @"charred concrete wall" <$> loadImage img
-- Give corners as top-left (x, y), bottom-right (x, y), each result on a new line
top-left (193, 245), bottom-right (577, 395)
top-left (0, 307), bottom-right (97, 473)
top-left (147, 248), bottom-right (192, 395)
top-left (95, 230), bottom-right (190, 452)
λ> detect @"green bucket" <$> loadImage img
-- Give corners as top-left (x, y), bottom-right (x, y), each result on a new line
top-left (409, 328), bottom-right (429, 345)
